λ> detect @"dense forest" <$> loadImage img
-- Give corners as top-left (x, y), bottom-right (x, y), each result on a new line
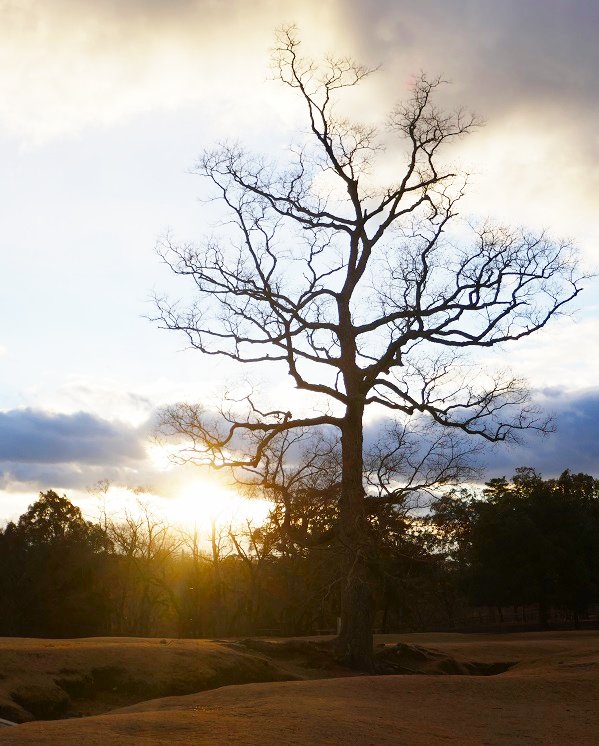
top-left (1, 468), bottom-right (598, 639)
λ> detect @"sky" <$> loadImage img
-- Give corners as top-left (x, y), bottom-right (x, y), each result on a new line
top-left (0, 0), bottom-right (598, 523)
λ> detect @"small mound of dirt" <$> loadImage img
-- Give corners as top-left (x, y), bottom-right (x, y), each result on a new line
top-left (229, 638), bottom-right (515, 677)
top-left (226, 638), bottom-right (336, 669)
top-left (375, 642), bottom-right (515, 676)
top-left (0, 701), bottom-right (29, 724)
top-left (10, 682), bottom-right (70, 720)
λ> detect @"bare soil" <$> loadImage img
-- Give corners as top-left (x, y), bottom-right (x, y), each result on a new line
top-left (1, 631), bottom-right (598, 744)
top-left (0, 637), bottom-right (293, 723)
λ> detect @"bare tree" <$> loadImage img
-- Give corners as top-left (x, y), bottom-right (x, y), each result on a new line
top-left (107, 500), bottom-right (182, 634)
top-left (154, 27), bottom-right (583, 668)
top-left (228, 519), bottom-right (274, 633)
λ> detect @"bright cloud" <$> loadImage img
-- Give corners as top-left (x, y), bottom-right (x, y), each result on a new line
top-left (0, 0), bottom-right (349, 144)
top-left (480, 314), bottom-right (599, 392)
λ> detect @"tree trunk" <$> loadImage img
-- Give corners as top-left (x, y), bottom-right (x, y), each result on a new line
top-left (334, 399), bottom-right (375, 671)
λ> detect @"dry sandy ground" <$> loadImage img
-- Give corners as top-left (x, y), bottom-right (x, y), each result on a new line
top-left (1, 631), bottom-right (598, 744)
top-left (0, 637), bottom-right (292, 722)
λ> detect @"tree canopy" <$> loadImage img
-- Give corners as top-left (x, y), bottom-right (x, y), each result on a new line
top-left (431, 469), bottom-right (599, 626)
top-left (0, 491), bottom-right (110, 637)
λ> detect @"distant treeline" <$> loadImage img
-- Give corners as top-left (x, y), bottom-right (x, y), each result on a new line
top-left (1, 468), bottom-right (598, 638)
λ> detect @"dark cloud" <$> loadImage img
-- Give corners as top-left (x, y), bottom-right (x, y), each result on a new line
top-left (359, 386), bottom-right (599, 483)
top-left (0, 408), bottom-right (145, 465)
top-left (346, 0), bottom-right (599, 114)
top-left (0, 408), bottom-right (192, 497)
top-left (482, 387), bottom-right (599, 478)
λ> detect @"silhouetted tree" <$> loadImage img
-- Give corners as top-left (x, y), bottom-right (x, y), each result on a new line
top-left (154, 27), bottom-right (583, 668)
top-left (0, 491), bottom-right (111, 637)
top-left (430, 470), bottom-right (599, 627)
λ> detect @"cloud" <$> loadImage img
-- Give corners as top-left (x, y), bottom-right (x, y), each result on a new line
top-left (7, 1), bottom-right (595, 148)
top-left (345, 0), bottom-right (599, 116)
top-left (479, 313), bottom-right (599, 392)
top-left (0, 406), bottom-right (201, 498)
top-left (0, 382), bottom-right (598, 509)
top-left (337, 0), bottom-right (599, 257)
top-left (483, 387), bottom-right (599, 478)
top-left (0, 462), bottom-right (142, 493)
top-left (0, 408), bottom-right (145, 464)
top-left (359, 385), bottom-right (599, 483)
top-left (27, 380), bottom-right (156, 427)
top-left (2, 1), bottom-right (596, 258)
top-left (0, 0), bottom-right (348, 143)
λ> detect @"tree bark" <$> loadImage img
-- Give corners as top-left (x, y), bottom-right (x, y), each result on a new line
top-left (334, 398), bottom-right (375, 671)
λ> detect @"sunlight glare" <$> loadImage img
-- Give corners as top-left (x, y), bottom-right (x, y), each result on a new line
top-left (167, 479), bottom-right (271, 533)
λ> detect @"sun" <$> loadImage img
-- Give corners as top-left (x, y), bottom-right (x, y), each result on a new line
top-left (165, 478), bottom-right (271, 533)
top-left (143, 442), bottom-right (272, 532)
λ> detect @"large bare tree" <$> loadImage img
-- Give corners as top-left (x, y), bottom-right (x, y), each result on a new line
top-left (154, 27), bottom-right (582, 669)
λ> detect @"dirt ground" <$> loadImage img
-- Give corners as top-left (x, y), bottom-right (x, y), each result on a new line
top-left (1, 631), bottom-right (598, 744)
top-left (0, 637), bottom-right (293, 722)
